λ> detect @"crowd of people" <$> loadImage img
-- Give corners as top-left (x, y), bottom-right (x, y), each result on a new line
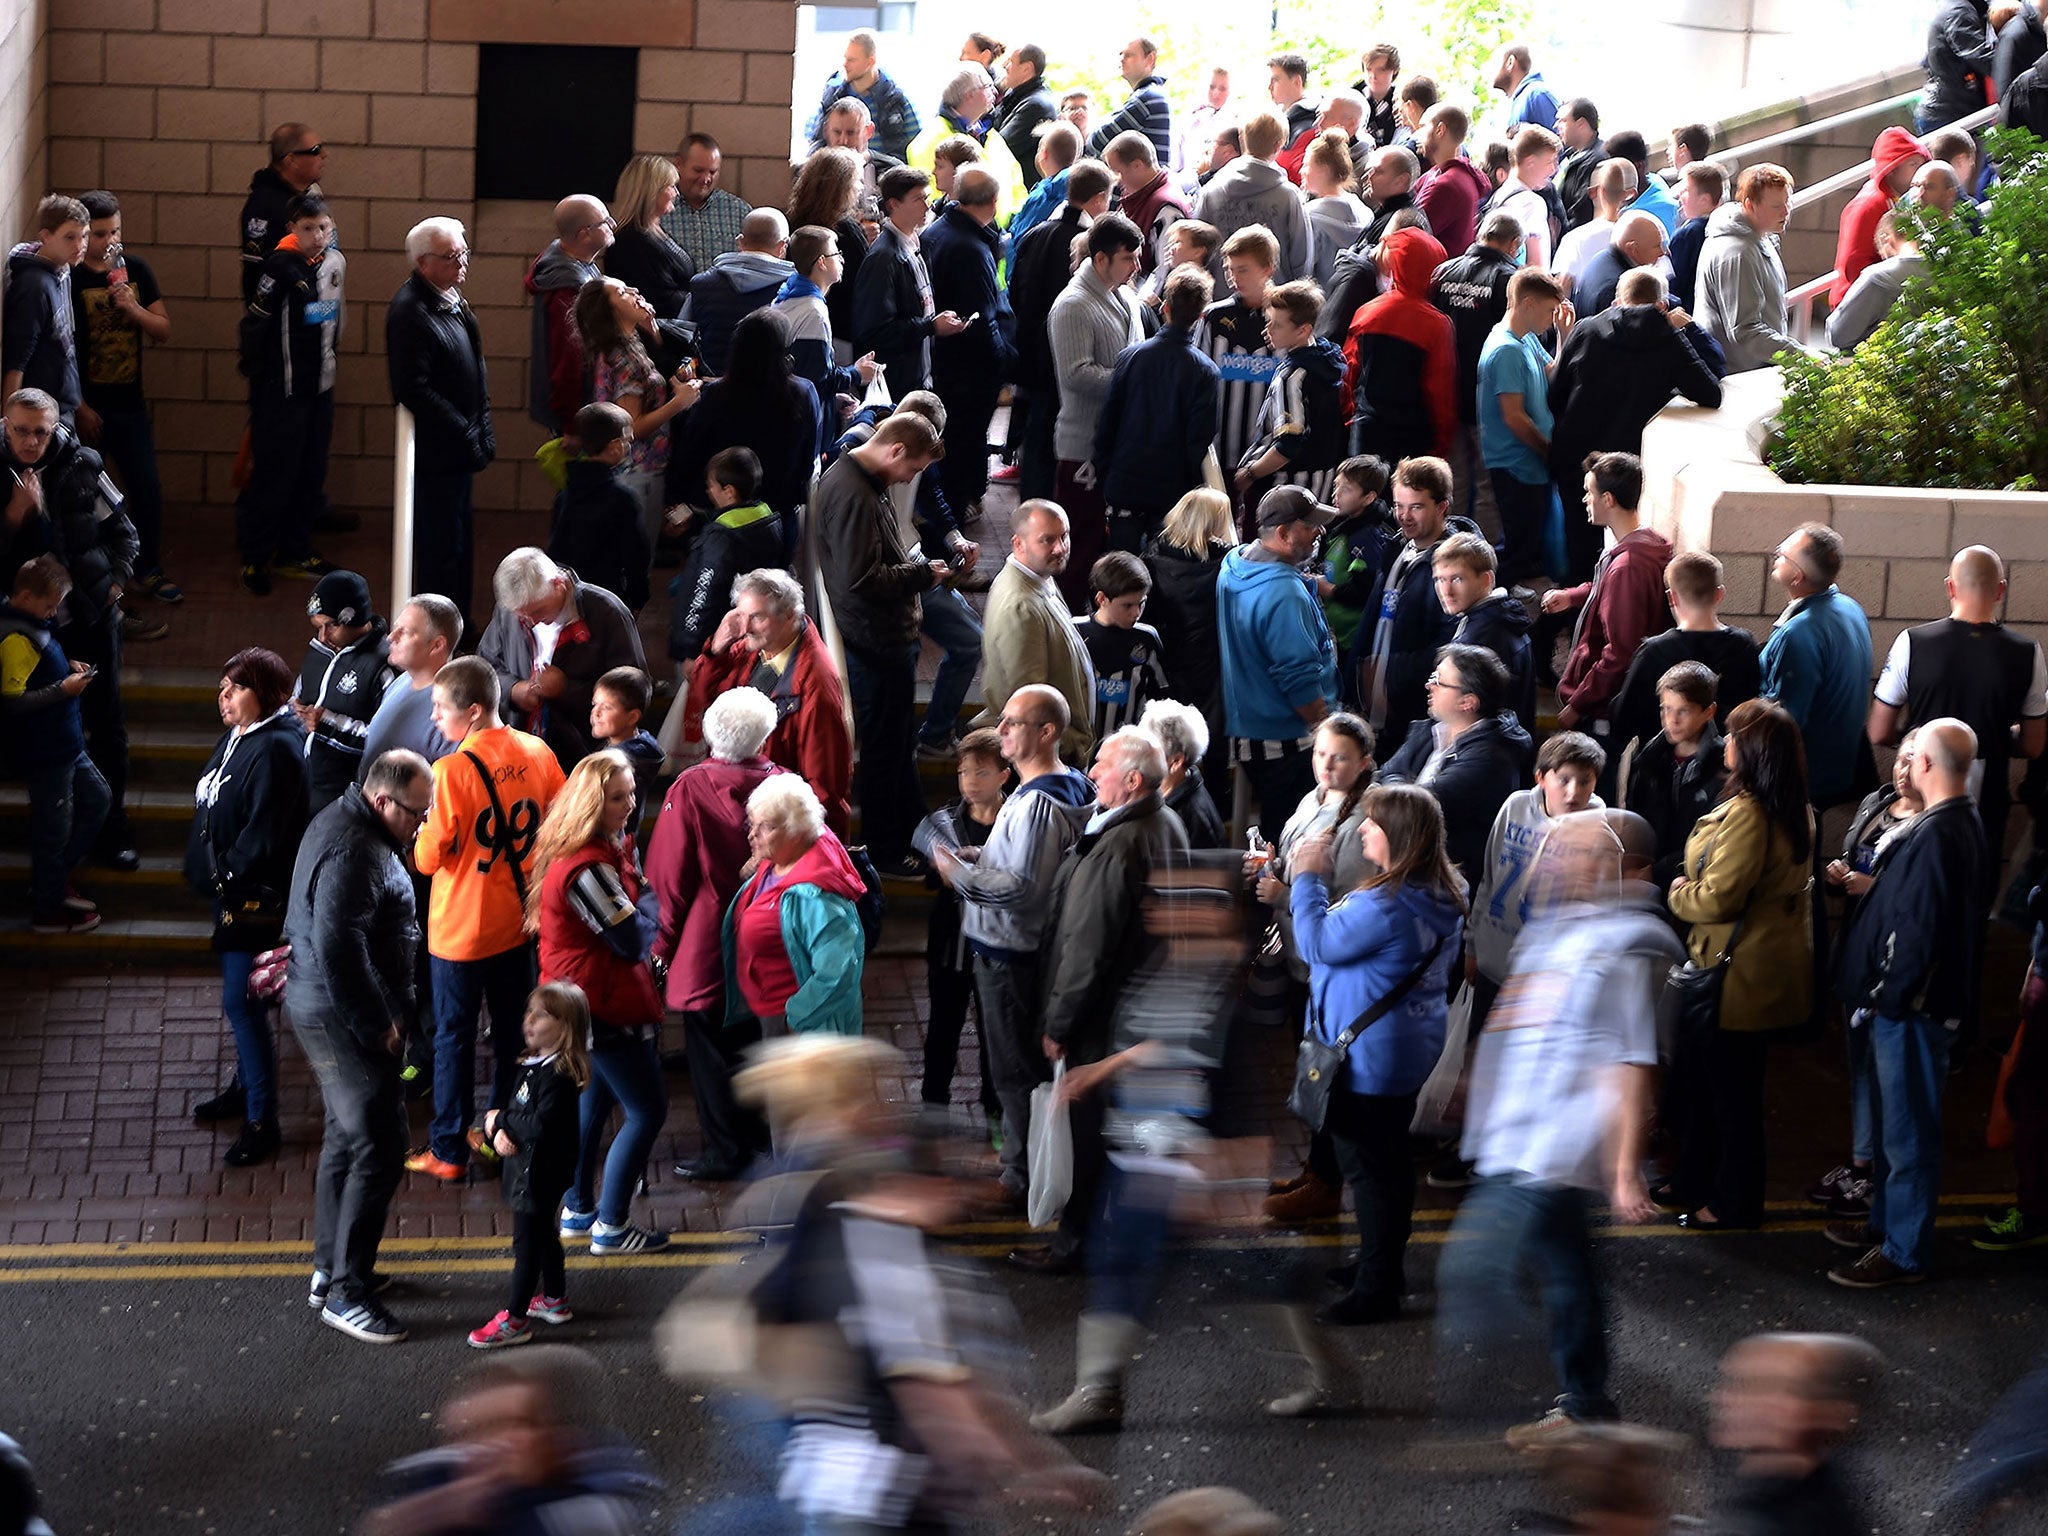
top-left (5, 10), bottom-right (2048, 1533)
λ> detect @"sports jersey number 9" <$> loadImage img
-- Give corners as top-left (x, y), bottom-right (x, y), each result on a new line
top-left (474, 799), bottom-right (542, 876)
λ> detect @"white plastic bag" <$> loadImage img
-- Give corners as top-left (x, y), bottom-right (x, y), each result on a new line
top-left (862, 362), bottom-right (893, 411)
top-left (1410, 981), bottom-right (1474, 1138)
top-left (1026, 1060), bottom-right (1072, 1228)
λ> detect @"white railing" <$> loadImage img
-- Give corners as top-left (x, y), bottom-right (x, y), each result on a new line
top-left (1711, 89), bottom-right (1924, 174)
top-left (391, 404), bottom-right (415, 618)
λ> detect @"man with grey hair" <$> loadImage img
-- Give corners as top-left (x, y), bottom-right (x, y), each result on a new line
top-left (820, 98), bottom-right (904, 198)
top-left (1009, 722), bottom-right (1190, 1276)
top-left (1362, 143), bottom-right (1426, 246)
top-left (683, 567), bottom-right (851, 835)
top-left (387, 218), bottom-right (492, 630)
top-left (1277, 89), bottom-right (1371, 186)
top-left (359, 593), bottom-right (462, 777)
top-left (1759, 522), bottom-right (1873, 811)
top-left (526, 194), bottom-right (612, 433)
top-left (1830, 716), bottom-right (1986, 1287)
top-left (285, 746), bottom-right (432, 1343)
top-left (477, 547), bottom-right (645, 767)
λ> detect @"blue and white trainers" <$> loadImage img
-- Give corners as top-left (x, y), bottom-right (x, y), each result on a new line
top-left (320, 1296), bottom-right (409, 1344)
top-left (589, 1222), bottom-right (669, 1255)
top-left (559, 1205), bottom-right (599, 1239)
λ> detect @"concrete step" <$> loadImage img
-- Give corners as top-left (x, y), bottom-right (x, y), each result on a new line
top-left (0, 913), bottom-right (216, 965)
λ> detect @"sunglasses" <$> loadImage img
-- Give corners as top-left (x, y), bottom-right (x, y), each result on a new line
top-left (288, 144), bottom-right (326, 158)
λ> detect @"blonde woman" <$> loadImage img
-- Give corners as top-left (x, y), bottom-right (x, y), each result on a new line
top-left (606, 153), bottom-right (696, 332)
top-left (1142, 487), bottom-right (1237, 791)
top-left (528, 749), bottom-right (669, 1256)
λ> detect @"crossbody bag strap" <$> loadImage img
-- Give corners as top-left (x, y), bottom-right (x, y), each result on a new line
top-left (1329, 934), bottom-right (1448, 1050)
top-left (463, 749), bottom-right (531, 906)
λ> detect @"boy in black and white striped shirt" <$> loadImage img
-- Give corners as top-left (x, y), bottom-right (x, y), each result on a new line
top-left (1075, 552), bottom-right (1172, 742)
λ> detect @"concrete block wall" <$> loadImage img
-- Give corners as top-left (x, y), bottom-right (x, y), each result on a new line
top-left (36, 0), bottom-right (800, 522)
top-left (0, 0), bottom-right (49, 252)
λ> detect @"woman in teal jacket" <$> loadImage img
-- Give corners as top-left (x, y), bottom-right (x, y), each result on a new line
top-left (722, 775), bottom-right (867, 1036)
top-left (1290, 782), bottom-right (1466, 1325)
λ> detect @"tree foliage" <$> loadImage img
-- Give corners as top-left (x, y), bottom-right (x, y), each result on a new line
top-left (1775, 128), bottom-right (2048, 491)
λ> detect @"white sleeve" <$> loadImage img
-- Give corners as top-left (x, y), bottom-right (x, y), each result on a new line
top-left (1872, 629), bottom-right (1911, 708)
top-left (2024, 644), bottom-right (2048, 719)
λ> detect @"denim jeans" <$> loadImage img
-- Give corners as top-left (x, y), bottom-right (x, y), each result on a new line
top-left (570, 1025), bottom-right (669, 1226)
top-left (1086, 1161), bottom-right (1175, 1321)
top-left (1435, 1176), bottom-right (1616, 1425)
top-left (917, 583), bottom-right (983, 748)
top-left (58, 611), bottom-right (129, 847)
top-left (428, 945), bottom-right (536, 1164)
top-left (1867, 1010), bottom-right (1954, 1272)
top-left (292, 1014), bottom-right (406, 1301)
top-left (220, 950), bottom-right (277, 1123)
top-left (842, 640), bottom-right (922, 860)
top-left (93, 405), bottom-right (167, 574)
top-left (24, 751), bottom-right (109, 914)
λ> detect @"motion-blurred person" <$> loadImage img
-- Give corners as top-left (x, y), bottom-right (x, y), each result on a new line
top-left (1129, 1486), bottom-right (1283, 1536)
top-left (1709, 1332), bottom-right (1885, 1534)
top-left (1528, 1422), bottom-right (1689, 1536)
top-left (1437, 810), bottom-right (1680, 1447)
top-left (358, 1348), bottom-right (662, 1535)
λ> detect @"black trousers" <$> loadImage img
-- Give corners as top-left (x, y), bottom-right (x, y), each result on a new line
top-left (923, 962), bottom-right (998, 1110)
top-left (1238, 745), bottom-right (1316, 834)
top-left (1326, 1087), bottom-right (1421, 1302)
top-left (843, 639), bottom-right (923, 861)
top-left (1053, 1039), bottom-right (1110, 1263)
top-left (1490, 470), bottom-right (1550, 585)
top-left (57, 611), bottom-right (129, 845)
top-left (1670, 1020), bottom-right (1769, 1225)
top-left (683, 1006), bottom-right (768, 1168)
top-left (411, 466), bottom-right (476, 634)
top-left (509, 1202), bottom-right (568, 1317)
top-left (1018, 385), bottom-right (1060, 502)
top-left (236, 387), bottom-right (334, 566)
top-left (933, 369), bottom-right (1000, 515)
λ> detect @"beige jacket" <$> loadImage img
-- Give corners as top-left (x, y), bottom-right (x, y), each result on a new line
top-left (974, 555), bottom-right (1097, 762)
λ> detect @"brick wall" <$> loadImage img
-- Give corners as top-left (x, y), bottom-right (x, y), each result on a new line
top-left (41, 0), bottom-right (799, 520)
top-left (0, 0), bottom-right (49, 252)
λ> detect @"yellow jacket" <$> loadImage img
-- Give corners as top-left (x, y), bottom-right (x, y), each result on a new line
top-left (906, 120), bottom-right (1028, 221)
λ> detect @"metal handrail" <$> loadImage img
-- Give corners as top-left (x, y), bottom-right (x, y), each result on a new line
top-left (1712, 88), bottom-right (1923, 170)
top-left (1787, 275), bottom-right (1835, 346)
top-left (391, 405), bottom-right (415, 619)
top-left (1788, 104), bottom-right (1999, 212)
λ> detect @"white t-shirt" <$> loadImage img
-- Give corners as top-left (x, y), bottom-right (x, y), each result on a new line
top-left (1553, 219), bottom-right (1613, 287)
top-left (1497, 185), bottom-right (1552, 268)
top-left (1873, 626), bottom-right (2048, 802)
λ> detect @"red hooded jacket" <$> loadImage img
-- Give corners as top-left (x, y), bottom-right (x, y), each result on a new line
top-left (1343, 227), bottom-right (1460, 464)
top-left (646, 755), bottom-right (784, 1011)
top-left (684, 618), bottom-right (853, 838)
top-left (1830, 127), bottom-right (1928, 307)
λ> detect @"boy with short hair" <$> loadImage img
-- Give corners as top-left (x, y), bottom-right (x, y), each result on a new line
top-left (1140, 218), bottom-right (1220, 308)
top-left (236, 192), bottom-right (346, 593)
top-left (1318, 454), bottom-right (1393, 671)
top-left (1478, 267), bottom-right (1566, 586)
top-left (1494, 124), bottom-right (1563, 267)
top-left (292, 568), bottom-right (394, 809)
top-left (670, 444), bottom-right (785, 665)
top-left (548, 401), bottom-right (650, 613)
top-left (1234, 278), bottom-right (1347, 505)
top-left (1197, 225), bottom-right (1280, 502)
top-left (1433, 530), bottom-right (1534, 729)
top-left (590, 664), bottom-right (665, 835)
top-left (1624, 659), bottom-right (1725, 891)
top-left (2, 194), bottom-right (88, 422)
top-left (911, 726), bottom-right (1006, 1123)
top-left (1543, 452), bottom-right (1673, 743)
top-left (1075, 550), bottom-right (1171, 741)
top-left (1607, 548), bottom-right (1762, 773)
top-left (0, 555), bottom-right (108, 934)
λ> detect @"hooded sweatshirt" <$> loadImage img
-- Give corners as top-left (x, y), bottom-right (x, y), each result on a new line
top-left (1456, 588), bottom-right (1537, 730)
top-left (1415, 156), bottom-right (1495, 259)
top-left (1344, 227), bottom-right (1460, 465)
top-left (293, 615), bottom-right (395, 807)
top-left (1556, 526), bottom-right (1675, 722)
top-left (2, 247), bottom-right (80, 415)
top-left (688, 250), bottom-right (798, 377)
top-left (1697, 202), bottom-right (1797, 373)
top-left (1305, 193), bottom-right (1370, 291)
top-left (524, 240), bottom-right (599, 432)
top-left (728, 828), bottom-right (869, 1032)
top-left (1830, 127), bottom-right (1928, 307)
top-left (1216, 542), bottom-right (1341, 741)
top-left (1547, 303), bottom-right (1724, 480)
top-left (1193, 156), bottom-right (1314, 283)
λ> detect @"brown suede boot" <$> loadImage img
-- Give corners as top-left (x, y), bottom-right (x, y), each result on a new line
top-left (1261, 1171), bottom-right (1342, 1224)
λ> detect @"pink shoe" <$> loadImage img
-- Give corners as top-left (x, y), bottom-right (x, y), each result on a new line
top-left (467, 1310), bottom-right (533, 1349)
top-left (990, 463), bottom-right (1020, 482)
top-left (528, 1293), bottom-right (573, 1324)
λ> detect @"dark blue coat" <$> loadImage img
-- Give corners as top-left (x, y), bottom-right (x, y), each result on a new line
top-left (919, 205), bottom-right (1015, 384)
top-left (1094, 324), bottom-right (1220, 517)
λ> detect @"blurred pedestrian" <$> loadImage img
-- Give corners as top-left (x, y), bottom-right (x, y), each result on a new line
top-left (1709, 1332), bottom-right (1885, 1534)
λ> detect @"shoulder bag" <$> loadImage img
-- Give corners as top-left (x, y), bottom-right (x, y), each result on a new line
top-left (1289, 934), bottom-right (1446, 1132)
top-left (1660, 822), bottom-right (1768, 1045)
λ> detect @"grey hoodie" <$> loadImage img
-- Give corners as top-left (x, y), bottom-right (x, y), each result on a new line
top-left (1696, 202), bottom-right (1800, 373)
top-left (1825, 250), bottom-right (1925, 351)
top-left (1194, 157), bottom-right (1314, 284)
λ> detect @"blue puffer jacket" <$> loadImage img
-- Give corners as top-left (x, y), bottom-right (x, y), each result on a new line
top-left (1290, 876), bottom-right (1464, 1095)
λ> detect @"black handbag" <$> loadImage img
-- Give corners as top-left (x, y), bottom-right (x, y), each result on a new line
top-left (1660, 835), bottom-right (1761, 1043)
top-left (1288, 935), bottom-right (1446, 1132)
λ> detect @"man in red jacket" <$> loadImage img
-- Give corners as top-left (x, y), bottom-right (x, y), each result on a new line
top-left (1829, 127), bottom-right (1928, 308)
top-left (1542, 452), bottom-right (1673, 739)
top-left (684, 568), bottom-right (853, 836)
top-left (1343, 225), bottom-right (1460, 467)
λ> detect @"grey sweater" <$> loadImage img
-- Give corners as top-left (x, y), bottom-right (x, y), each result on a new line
top-left (1046, 263), bottom-right (1146, 461)
top-left (1697, 203), bottom-right (1801, 373)
top-left (1194, 157), bottom-right (1314, 284)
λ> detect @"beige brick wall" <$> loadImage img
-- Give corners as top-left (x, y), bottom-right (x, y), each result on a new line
top-left (0, 0), bottom-right (50, 254)
top-left (41, 0), bottom-right (799, 519)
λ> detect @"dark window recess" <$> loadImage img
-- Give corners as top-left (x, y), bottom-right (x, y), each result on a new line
top-left (475, 44), bottom-right (640, 203)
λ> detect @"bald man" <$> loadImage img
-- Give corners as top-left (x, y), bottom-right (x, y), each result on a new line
top-left (686, 207), bottom-right (795, 376)
top-left (975, 501), bottom-right (1096, 761)
top-left (1830, 717), bottom-right (1987, 1287)
top-left (241, 122), bottom-right (327, 302)
top-left (1709, 1333), bottom-right (1883, 1528)
top-left (525, 195), bottom-right (613, 432)
top-left (1575, 209), bottom-right (1667, 317)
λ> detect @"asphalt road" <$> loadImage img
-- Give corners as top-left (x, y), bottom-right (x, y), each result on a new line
top-left (8, 1204), bottom-right (2046, 1536)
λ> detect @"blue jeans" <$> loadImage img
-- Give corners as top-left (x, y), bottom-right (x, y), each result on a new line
top-left (220, 951), bottom-right (277, 1123)
top-left (1435, 1176), bottom-right (1616, 1425)
top-left (94, 405), bottom-right (167, 574)
top-left (570, 1025), bottom-right (668, 1226)
top-left (428, 945), bottom-right (536, 1164)
top-left (1086, 1161), bottom-right (1174, 1322)
top-left (1867, 1010), bottom-right (1954, 1272)
top-left (25, 751), bottom-right (109, 914)
top-left (917, 583), bottom-right (982, 747)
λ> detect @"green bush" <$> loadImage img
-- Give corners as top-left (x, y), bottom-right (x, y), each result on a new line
top-left (1774, 128), bottom-right (2048, 492)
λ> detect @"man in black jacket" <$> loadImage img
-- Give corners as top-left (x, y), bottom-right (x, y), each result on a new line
top-left (919, 167), bottom-right (1013, 519)
top-left (995, 45), bottom-right (1058, 187)
top-left (239, 122), bottom-right (326, 302)
top-left (1008, 160), bottom-right (1116, 499)
top-left (1996, 0), bottom-right (2048, 97)
top-left (1556, 98), bottom-right (1605, 230)
top-left (852, 167), bottom-right (967, 398)
top-left (1379, 642), bottom-right (1526, 890)
top-left (386, 216), bottom-right (493, 634)
top-left (1430, 212), bottom-right (1520, 536)
top-left (285, 748), bottom-right (429, 1345)
top-left (1922, 0), bottom-right (1999, 131)
top-left (1829, 720), bottom-right (1986, 1288)
top-left (1095, 265), bottom-right (1220, 550)
top-left (2, 387), bottom-right (141, 869)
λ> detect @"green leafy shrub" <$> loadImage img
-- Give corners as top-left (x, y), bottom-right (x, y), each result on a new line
top-left (1774, 127), bottom-right (2048, 492)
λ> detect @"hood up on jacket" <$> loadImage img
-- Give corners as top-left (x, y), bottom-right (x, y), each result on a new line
top-left (1459, 587), bottom-right (1533, 648)
top-left (1866, 126), bottom-right (1930, 194)
top-left (525, 240), bottom-right (594, 296)
top-left (1294, 334), bottom-right (1348, 388)
top-left (705, 250), bottom-right (799, 297)
top-left (1381, 226), bottom-right (1448, 299)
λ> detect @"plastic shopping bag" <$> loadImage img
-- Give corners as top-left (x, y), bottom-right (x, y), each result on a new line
top-left (862, 363), bottom-right (893, 411)
top-left (1026, 1060), bottom-right (1072, 1229)
top-left (1410, 981), bottom-right (1474, 1138)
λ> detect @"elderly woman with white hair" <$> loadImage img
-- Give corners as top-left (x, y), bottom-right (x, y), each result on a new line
top-left (723, 775), bottom-right (868, 1037)
top-left (647, 687), bottom-right (784, 1181)
top-left (1140, 697), bottom-right (1226, 848)
top-left (477, 546), bottom-right (648, 766)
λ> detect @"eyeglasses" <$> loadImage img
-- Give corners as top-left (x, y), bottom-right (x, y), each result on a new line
top-left (288, 144), bottom-right (326, 158)
top-left (997, 715), bottom-right (1042, 730)
top-left (385, 795), bottom-right (433, 820)
top-left (1426, 670), bottom-right (1472, 695)
top-left (579, 218), bottom-right (617, 234)
top-left (424, 248), bottom-right (469, 263)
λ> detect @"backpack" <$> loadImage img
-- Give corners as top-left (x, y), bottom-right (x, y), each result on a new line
top-left (841, 843), bottom-right (888, 954)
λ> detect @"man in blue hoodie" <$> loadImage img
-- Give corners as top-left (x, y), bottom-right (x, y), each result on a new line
top-left (1216, 485), bottom-right (1340, 821)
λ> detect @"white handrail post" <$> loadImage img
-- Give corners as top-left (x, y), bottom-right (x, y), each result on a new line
top-left (392, 404), bottom-right (416, 618)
